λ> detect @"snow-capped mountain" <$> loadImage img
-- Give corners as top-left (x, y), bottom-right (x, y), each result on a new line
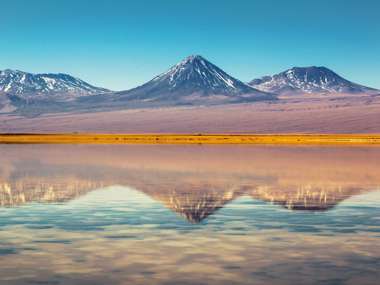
top-left (0, 69), bottom-right (109, 98)
top-left (112, 55), bottom-right (274, 106)
top-left (249, 66), bottom-right (379, 95)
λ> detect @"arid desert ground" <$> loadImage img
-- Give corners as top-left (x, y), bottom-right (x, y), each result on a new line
top-left (1, 95), bottom-right (380, 134)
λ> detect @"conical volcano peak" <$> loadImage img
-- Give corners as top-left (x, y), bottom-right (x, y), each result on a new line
top-left (114, 54), bottom-right (275, 107)
top-left (165, 54), bottom-right (211, 75)
top-left (168, 55), bottom-right (206, 70)
top-left (183, 54), bottom-right (205, 62)
top-left (170, 55), bottom-right (218, 74)
top-left (146, 55), bottom-right (268, 95)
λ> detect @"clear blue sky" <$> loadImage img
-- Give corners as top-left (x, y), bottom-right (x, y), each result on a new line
top-left (1, 0), bottom-right (379, 90)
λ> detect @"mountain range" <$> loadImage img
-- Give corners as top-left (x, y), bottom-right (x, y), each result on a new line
top-left (0, 55), bottom-right (379, 115)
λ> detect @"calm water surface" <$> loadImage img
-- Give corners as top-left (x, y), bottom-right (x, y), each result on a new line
top-left (0, 145), bottom-right (379, 285)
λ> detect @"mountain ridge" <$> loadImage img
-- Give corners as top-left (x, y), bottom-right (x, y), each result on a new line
top-left (249, 66), bottom-right (379, 95)
top-left (0, 69), bottom-right (110, 98)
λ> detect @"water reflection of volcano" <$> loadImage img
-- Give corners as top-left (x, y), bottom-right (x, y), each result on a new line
top-left (0, 145), bottom-right (379, 222)
top-left (142, 184), bottom-right (241, 223)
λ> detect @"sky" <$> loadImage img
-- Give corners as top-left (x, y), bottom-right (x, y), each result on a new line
top-left (1, 0), bottom-right (379, 91)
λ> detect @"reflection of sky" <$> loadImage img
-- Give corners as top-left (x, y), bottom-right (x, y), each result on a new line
top-left (0, 186), bottom-right (380, 285)
top-left (1, 145), bottom-right (380, 285)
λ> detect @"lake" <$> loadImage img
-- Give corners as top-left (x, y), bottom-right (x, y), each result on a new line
top-left (0, 145), bottom-right (379, 285)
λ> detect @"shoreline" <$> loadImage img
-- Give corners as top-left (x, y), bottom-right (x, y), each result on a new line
top-left (1, 134), bottom-right (380, 145)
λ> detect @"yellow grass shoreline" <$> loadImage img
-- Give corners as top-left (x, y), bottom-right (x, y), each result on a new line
top-left (1, 134), bottom-right (380, 145)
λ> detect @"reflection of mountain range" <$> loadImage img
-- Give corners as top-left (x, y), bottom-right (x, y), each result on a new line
top-left (0, 176), bottom-right (372, 222)
top-left (1, 145), bottom-right (379, 223)
top-left (0, 172), bottom-right (376, 223)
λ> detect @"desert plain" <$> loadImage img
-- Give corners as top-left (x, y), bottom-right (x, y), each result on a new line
top-left (1, 95), bottom-right (379, 134)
